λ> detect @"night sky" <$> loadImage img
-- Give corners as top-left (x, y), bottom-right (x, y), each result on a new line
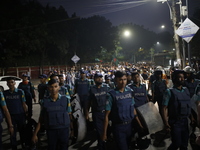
top-left (38, 0), bottom-right (200, 33)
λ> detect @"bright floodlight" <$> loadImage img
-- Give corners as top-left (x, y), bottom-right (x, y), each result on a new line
top-left (157, 42), bottom-right (160, 45)
top-left (124, 30), bottom-right (131, 37)
top-left (161, 25), bottom-right (165, 28)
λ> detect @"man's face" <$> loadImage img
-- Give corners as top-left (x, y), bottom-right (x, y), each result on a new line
top-left (51, 76), bottom-right (59, 81)
top-left (59, 77), bottom-right (65, 84)
top-left (115, 75), bottom-right (127, 89)
top-left (132, 74), bottom-right (140, 84)
top-left (127, 75), bottom-right (132, 81)
top-left (105, 79), bottom-right (110, 84)
top-left (176, 73), bottom-right (185, 86)
top-left (94, 77), bottom-right (103, 85)
top-left (22, 76), bottom-right (28, 81)
top-left (48, 82), bottom-right (60, 95)
top-left (186, 73), bottom-right (190, 78)
top-left (40, 78), bottom-right (46, 83)
top-left (81, 73), bottom-right (86, 79)
top-left (7, 80), bottom-right (16, 89)
top-left (155, 73), bottom-right (162, 80)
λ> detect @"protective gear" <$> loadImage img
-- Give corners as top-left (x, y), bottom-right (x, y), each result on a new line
top-left (95, 82), bottom-right (102, 86)
top-left (129, 84), bottom-right (147, 108)
top-left (172, 70), bottom-right (185, 84)
top-left (76, 79), bottom-right (90, 96)
top-left (183, 66), bottom-right (194, 73)
top-left (154, 80), bottom-right (167, 100)
top-left (185, 80), bottom-right (199, 98)
top-left (43, 96), bottom-right (70, 129)
top-left (0, 108), bottom-right (3, 123)
top-left (59, 86), bottom-right (70, 99)
top-left (3, 89), bottom-right (24, 114)
top-left (109, 90), bottom-right (134, 124)
top-left (168, 88), bottom-right (191, 119)
top-left (90, 84), bottom-right (108, 112)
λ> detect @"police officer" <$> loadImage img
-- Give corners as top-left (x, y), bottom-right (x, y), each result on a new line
top-left (32, 79), bottom-right (73, 150)
top-left (104, 75), bottom-right (115, 89)
top-left (58, 74), bottom-right (73, 97)
top-left (0, 92), bottom-right (14, 149)
top-left (128, 72), bottom-right (149, 108)
top-left (162, 70), bottom-right (193, 150)
top-left (48, 74), bottom-right (71, 99)
top-left (126, 72), bottom-right (133, 85)
top-left (18, 74), bottom-right (36, 118)
top-left (38, 74), bottom-right (48, 103)
top-left (152, 70), bottom-right (167, 117)
top-left (86, 73), bottom-right (109, 150)
top-left (3, 77), bottom-right (28, 150)
top-left (102, 71), bottom-right (143, 150)
top-left (128, 72), bottom-right (149, 148)
top-left (184, 69), bottom-right (200, 98)
top-left (74, 70), bottom-right (90, 114)
top-left (86, 73), bottom-right (95, 86)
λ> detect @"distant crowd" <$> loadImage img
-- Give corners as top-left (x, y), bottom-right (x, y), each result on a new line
top-left (1, 62), bottom-right (200, 150)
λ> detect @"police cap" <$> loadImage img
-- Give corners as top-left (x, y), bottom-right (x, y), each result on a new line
top-left (94, 73), bottom-right (103, 78)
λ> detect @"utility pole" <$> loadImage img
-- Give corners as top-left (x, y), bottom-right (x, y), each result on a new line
top-left (171, 0), bottom-right (182, 68)
top-left (178, 0), bottom-right (186, 68)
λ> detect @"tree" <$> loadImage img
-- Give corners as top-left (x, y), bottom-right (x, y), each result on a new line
top-left (76, 15), bottom-right (117, 63)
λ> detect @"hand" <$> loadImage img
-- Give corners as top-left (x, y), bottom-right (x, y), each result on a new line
top-left (33, 98), bottom-right (37, 103)
top-left (9, 127), bottom-right (14, 136)
top-left (165, 124), bottom-right (171, 132)
top-left (70, 130), bottom-right (74, 138)
top-left (32, 134), bottom-right (38, 144)
top-left (85, 114), bottom-right (89, 120)
top-left (102, 134), bottom-right (107, 142)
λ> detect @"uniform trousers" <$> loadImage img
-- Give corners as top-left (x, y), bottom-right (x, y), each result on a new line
top-left (92, 111), bottom-right (106, 150)
top-left (112, 122), bottom-right (132, 150)
top-left (168, 118), bottom-right (189, 150)
top-left (46, 127), bottom-right (69, 150)
top-left (10, 113), bottom-right (26, 150)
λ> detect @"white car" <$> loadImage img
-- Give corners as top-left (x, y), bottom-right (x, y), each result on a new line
top-left (0, 76), bottom-right (22, 92)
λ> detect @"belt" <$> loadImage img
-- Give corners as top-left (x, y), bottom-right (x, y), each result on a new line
top-left (95, 110), bottom-right (105, 113)
top-left (114, 120), bottom-right (132, 125)
top-left (170, 116), bottom-right (188, 120)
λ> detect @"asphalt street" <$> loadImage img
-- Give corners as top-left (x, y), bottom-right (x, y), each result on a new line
top-left (1, 79), bottom-right (200, 150)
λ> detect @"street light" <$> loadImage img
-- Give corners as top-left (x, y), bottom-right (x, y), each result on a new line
top-left (161, 25), bottom-right (165, 29)
top-left (124, 30), bottom-right (131, 37)
top-left (157, 0), bottom-right (182, 68)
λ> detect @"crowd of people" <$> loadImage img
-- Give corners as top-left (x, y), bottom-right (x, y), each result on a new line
top-left (1, 62), bottom-right (200, 150)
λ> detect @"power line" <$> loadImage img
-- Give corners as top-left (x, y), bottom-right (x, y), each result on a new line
top-left (0, 0), bottom-right (150, 33)
top-left (0, 17), bottom-right (79, 33)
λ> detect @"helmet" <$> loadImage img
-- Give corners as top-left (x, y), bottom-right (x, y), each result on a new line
top-left (183, 66), bottom-right (195, 73)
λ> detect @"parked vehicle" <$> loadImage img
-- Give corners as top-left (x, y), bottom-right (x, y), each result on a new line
top-left (0, 76), bottom-right (22, 92)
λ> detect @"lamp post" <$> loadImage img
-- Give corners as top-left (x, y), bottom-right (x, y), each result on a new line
top-left (157, 0), bottom-right (182, 68)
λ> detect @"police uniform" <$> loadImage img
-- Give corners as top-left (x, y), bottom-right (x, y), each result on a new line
top-left (184, 79), bottom-right (200, 98)
top-left (104, 75), bottom-right (115, 89)
top-left (64, 84), bottom-right (73, 96)
top-left (128, 83), bottom-right (148, 108)
top-left (18, 79), bottom-right (35, 118)
top-left (152, 79), bottom-right (167, 114)
top-left (59, 86), bottom-right (71, 99)
top-left (45, 86), bottom-right (71, 100)
top-left (0, 92), bottom-right (6, 149)
top-left (195, 84), bottom-right (200, 100)
top-left (163, 86), bottom-right (191, 149)
top-left (106, 87), bottom-right (135, 150)
top-left (40, 94), bottom-right (71, 150)
top-left (88, 83), bottom-right (109, 150)
top-left (3, 88), bottom-right (26, 149)
top-left (74, 76), bottom-right (90, 111)
top-left (38, 75), bottom-right (48, 102)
